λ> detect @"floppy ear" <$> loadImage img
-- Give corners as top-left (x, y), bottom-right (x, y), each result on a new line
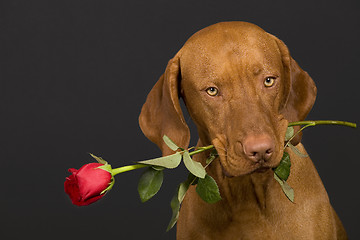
top-left (273, 36), bottom-right (317, 145)
top-left (139, 55), bottom-right (190, 156)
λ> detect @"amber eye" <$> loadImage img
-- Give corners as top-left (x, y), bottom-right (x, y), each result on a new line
top-left (264, 77), bottom-right (275, 87)
top-left (206, 87), bottom-right (219, 96)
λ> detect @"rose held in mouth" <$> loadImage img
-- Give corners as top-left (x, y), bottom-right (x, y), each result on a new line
top-left (64, 163), bottom-right (113, 206)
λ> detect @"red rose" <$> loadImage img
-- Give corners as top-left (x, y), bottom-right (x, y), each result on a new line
top-left (64, 163), bottom-right (113, 206)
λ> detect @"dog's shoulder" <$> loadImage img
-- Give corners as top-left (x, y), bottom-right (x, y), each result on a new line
top-left (287, 143), bottom-right (330, 203)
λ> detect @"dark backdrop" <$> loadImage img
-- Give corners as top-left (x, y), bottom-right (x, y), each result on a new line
top-left (1, 0), bottom-right (359, 239)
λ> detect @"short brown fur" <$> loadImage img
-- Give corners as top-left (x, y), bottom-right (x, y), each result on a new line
top-left (139, 22), bottom-right (347, 239)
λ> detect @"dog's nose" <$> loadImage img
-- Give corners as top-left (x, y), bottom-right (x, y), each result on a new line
top-left (242, 135), bottom-right (275, 163)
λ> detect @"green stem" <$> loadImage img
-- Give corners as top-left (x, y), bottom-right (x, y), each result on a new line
top-left (284, 120), bottom-right (356, 149)
top-left (288, 120), bottom-right (356, 128)
top-left (284, 124), bottom-right (313, 149)
top-left (111, 145), bottom-right (215, 176)
top-left (189, 145), bottom-right (214, 156)
top-left (112, 164), bottom-right (147, 176)
top-left (111, 121), bottom-right (355, 176)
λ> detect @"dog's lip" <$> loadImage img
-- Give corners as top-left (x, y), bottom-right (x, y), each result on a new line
top-left (219, 162), bottom-right (235, 178)
top-left (218, 154), bottom-right (273, 177)
top-left (218, 150), bottom-right (281, 177)
top-left (220, 161), bottom-right (272, 177)
top-left (253, 166), bottom-right (271, 173)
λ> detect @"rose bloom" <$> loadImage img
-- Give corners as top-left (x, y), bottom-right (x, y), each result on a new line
top-left (64, 163), bottom-right (112, 206)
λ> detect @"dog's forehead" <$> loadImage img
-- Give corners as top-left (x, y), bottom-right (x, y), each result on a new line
top-left (180, 22), bottom-right (282, 82)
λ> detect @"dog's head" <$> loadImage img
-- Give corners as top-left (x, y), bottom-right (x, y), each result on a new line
top-left (139, 22), bottom-right (316, 177)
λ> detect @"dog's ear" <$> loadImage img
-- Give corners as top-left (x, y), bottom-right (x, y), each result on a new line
top-left (139, 55), bottom-right (190, 156)
top-left (272, 36), bottom-right (317, 145)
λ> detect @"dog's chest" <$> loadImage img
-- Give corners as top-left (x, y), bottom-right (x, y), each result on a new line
top-left (217, 212), bottom-right (278, 240)
top-left (198, 215), bottom-right (295, 240)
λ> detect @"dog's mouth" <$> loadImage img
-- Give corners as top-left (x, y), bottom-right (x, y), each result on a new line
top-left (219, 160), bottom-right (273, 178)
top-left (212, 132), bottom-right (287, 177)
top-left (254, 166), bottom-right (271, 173)
top-left (218, 152), bottom-right (279, 177)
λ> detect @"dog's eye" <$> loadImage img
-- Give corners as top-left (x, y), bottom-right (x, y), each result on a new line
top-left (206, 87), bottom-right (219, 96)
top-left (264, 77), bottom-right (275, 87)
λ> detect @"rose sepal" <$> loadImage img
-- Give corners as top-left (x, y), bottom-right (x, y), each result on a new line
top-left (97, 164), bottom-right (115, 194)
top-left (90, 153), bottom-right (115, 195)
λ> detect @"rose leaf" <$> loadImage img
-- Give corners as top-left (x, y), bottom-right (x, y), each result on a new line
top-left (196, 174), bottom-right (222, 204)
top-left (183, 151), bottom-right (206, 179)
top-left (274, 173), bottom-right (294, 203)
top-left (285, 126), bottom-right (294, 141)
top-left (166, 174), bottom-right (197, 231)
top-left (138, 167), bottom-right (164, 203)
top-left (273, 151), bottom-right (291, 181)
top-left (288, 143), bottom-right (308, 157)
top-left (138, 152), bottom-right (182, 169)
top-left (163, 135), bottom-right (179, 151)
top-left (166, 192), bottom-right (180, 232)
top-left (206, 149), bottom-right (218, 165)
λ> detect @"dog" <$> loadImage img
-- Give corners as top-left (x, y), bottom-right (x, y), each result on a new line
top-left (139, 22), bottom-right (347, 239)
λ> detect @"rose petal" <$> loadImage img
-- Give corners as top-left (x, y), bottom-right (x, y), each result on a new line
top-left (65, 163), bottom-right (112, 206)
top-left (68, 168), bottom-right (77, 173)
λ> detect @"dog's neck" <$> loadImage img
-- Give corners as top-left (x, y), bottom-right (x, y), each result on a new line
top-left (194, 138), bottom-right (274, 213)
top-left (210, 159), bottom-right (273, 212)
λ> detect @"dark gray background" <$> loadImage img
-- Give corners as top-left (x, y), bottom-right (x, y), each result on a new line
top-left (1, 0), bottom-right (359, 239)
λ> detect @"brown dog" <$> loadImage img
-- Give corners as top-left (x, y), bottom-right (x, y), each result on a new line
top-left (139, 22), bottom-right (347, 239)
